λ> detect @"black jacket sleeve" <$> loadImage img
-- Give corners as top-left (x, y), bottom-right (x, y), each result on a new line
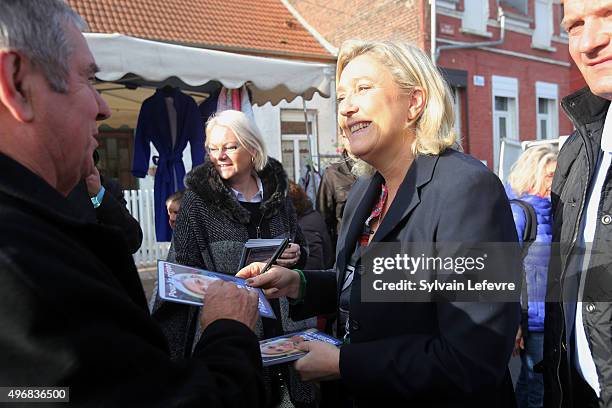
top-left (0, 240), bottom-right (265, 407)
top-left (97, 177), bottom-right (143, 254)
top-left (289, 269), bottom-right (337, 321)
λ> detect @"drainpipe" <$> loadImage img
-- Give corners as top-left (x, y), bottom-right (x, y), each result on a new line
top-left (430, 0), bottom-right (437, 64)
top-left (435, 6), bottom-right (506, 63)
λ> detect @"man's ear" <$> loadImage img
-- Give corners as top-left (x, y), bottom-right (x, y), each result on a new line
top-left (407, 87), bottom-right (426, 121)
top-left (0, 51), bottom-right (35, 122)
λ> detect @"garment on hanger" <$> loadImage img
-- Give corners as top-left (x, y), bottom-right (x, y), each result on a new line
top-left (132, 87), bottom-right (205, 242)
top-left (240, 86), bottom-right (255, 122)
top-left (198, 87), bottom-right (221, 124)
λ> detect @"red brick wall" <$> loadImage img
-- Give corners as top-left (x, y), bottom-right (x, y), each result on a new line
top-left (439, 47), bottom-right (573, 167)
top-left (569, 60), bottom-right (588, 94)
top-left (287, 0), bottom-right (425, 48)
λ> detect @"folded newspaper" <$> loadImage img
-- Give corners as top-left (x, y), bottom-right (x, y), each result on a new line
top-left (260, 329), bottom-right (343, 366)
top-left (157, 260), bottom-right (276, 319)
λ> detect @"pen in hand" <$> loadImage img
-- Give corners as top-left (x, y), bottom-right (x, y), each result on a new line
top-left (260, 238), bottom-right (290, 274)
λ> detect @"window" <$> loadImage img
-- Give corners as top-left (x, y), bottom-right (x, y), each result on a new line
top-left (492, 76), bottom-right (519, 172)
top-left (535, 81), bottom-right (558, 140)
top-left (494, 96), bottom-right (517, 141)
top-left (500, 0), bottom-right (528, 15)
top-left (96, 127), bottom-right (138, 189)
top-left (532, 0), bottom-right (553, 49)
top-left (280, 110), bottom-right (318, 183)
top-left (462, 0), bottom-right (490, 35)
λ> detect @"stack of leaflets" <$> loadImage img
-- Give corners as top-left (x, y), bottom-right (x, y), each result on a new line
top-left (238, 238), bottom-right (289, 269)
top-left (157, 260), bottom-right (276, 319)
top-left (260, 329), bottom-right (343, 366)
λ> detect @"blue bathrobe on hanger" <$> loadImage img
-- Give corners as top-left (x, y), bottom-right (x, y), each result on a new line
top-left (132, 88), bottom-right (205, 242)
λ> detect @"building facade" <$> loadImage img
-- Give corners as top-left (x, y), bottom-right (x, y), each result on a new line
top-left (289, 0), bottom-right (579, 174)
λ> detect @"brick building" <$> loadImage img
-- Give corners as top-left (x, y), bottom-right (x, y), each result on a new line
top-left (287, 0), bottom-right (584, 173)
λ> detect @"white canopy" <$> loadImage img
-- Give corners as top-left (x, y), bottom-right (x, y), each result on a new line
top-left (85, 33), bottom-right (334, 107)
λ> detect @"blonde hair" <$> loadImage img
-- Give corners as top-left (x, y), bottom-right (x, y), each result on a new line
top-left (336, 40), bottom-right (457, 176)
top-left (206, 110), bottom-right (268, 171)
top-left (508, 144), bottom-right (558, 197)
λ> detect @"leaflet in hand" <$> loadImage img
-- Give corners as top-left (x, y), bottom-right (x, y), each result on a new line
top-left (259, 329), bottom-right (343, 366)
top-left (239, 238), bottom-right (289, 269)
top-left (157, 260), bottom-right (276, 319)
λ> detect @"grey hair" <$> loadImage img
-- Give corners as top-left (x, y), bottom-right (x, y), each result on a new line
top-left (0, 0), bottom-right (87, 93)
top-left (206, 110), bottom-right (269, 171)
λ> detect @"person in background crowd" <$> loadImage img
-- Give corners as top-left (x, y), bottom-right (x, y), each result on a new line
top-left (166, 190), bottom-right (184, 230)
top-left (0, 1), bottom-right (265, 406)
top-left (151, 110), bottom-right (317, 407)
top-left (545, 1), bottom-right (612, 407)
top-left (317, 136), bottom-right (357, 252)
top-left (67, 150), bottom-right (144, 254)
top-left (288, 180), bottom-right (334, 270)
top-left (239, 39), bottom-right (520, 408)
top-left (505, 145), bottom-right (557, 408)
top-left (299, 162), bottom-right (321, 205)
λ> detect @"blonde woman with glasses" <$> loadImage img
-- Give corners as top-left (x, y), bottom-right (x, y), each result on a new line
top-left (151, 109), bottom-right (317, 407)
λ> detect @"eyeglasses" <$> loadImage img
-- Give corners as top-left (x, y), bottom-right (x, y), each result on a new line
top-left (207, 145), bottom-right (242, 156)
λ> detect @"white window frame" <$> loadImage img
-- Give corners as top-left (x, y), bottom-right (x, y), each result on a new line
top-left (451, 87), bottom-right (462, 141)
top-left (280, 109), bottom-right (319, 182)
top-left (535, 81), bottom-right (559, 140)
top-left (492, 75), bottom-right (519, 172)
top-left (281, 135), bottom-right (310, 183)
top-left (532, 0), bottom-right (555, 50)
top-left (462, 0), bottom-right (492, 37)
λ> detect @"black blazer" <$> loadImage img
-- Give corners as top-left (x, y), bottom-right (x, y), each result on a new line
top-left (292, 149), bottom-right (521, 407)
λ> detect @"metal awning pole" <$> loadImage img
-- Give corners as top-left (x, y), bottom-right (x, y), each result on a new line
top-left (302, 98), bottom-right (317, 198)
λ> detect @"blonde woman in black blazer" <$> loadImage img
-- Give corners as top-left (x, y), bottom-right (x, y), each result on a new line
top-left (239, 40), bottom-right (521, 408)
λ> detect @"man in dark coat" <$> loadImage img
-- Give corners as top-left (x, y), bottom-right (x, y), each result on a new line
top-left (544, 2), bottom-right (612, 407)
top-left (67, 151), bottom-right (143, 254)
top-left (0, 1), bottom-right (265, 406)
top-left (316, 150), bottom-right (357, 252)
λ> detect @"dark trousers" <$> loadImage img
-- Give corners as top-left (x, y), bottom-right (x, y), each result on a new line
top-left (516, 332), bottom-right (545, 408)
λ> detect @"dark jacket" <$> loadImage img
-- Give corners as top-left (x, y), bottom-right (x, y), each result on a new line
top-left (544, 87), bottom-right (612, 408)
top-left (317, 155), bottom-right (357, 250)
top-left (506, 188), bottom-right (552, 332)
top-left (299, 207), bottom-right (334, 270)
top-left (151, 157), bottom-right (315, 407)
top-left (292, 149), bottom-right (521, 407)
top-left (0, 153), bottom-right (265, 407)
top-left (67, 177), bottom-right (143, 254)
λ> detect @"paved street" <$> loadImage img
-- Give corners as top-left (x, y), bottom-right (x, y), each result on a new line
top-left (138, 267), bottom-right (157, 304)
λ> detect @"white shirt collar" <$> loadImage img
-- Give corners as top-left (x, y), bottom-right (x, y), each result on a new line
top-left (601, 103), bottom-right (612, 152)
top-left (231, 174), bottom-right (264, 203)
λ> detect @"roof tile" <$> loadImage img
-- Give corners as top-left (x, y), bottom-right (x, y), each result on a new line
top-left (67, 0), bottom-right (331, 59)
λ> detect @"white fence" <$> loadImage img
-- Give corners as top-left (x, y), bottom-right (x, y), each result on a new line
top-left (123, 189), bottom-right (170, 268)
